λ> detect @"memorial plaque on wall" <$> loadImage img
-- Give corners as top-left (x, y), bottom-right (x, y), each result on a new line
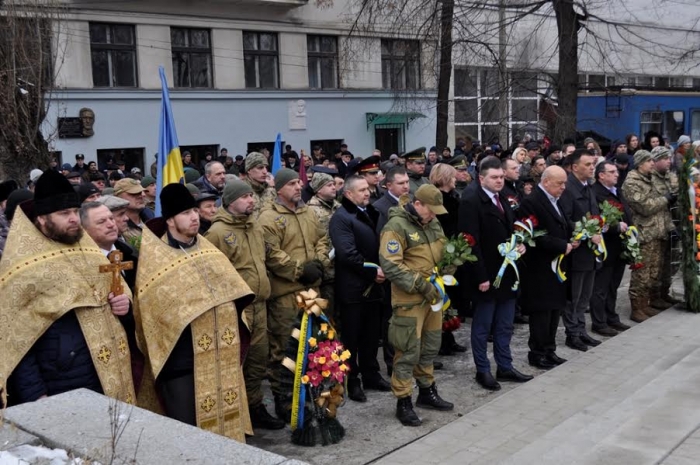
top-left (58, 117), bottom-right (84, 138)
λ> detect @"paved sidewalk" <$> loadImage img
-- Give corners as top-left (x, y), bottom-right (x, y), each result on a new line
top-left (375, 308), bottom-right (700, 465)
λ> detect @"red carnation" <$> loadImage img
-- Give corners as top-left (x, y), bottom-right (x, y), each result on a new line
top-left (591, 214), bottom-right (604, 228)
top-left (462, 233), bottom-right (476, 247)
top-left (629, 262), bottom-right (644, 270)
top-left (528, 215), bottom-right (539, 228)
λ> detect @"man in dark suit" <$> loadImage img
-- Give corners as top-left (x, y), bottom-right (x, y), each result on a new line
top-left (519, 166), bottom-right (576, 369)
top-left (559, 149), bottom-right (603, 352)
top-left (329, 175), bottom-right (391, 402)
top-left (590, 160), bottom-right (633, 337)
top-left (458, 156), bottom-right (533, 391)
top-left (373, 166), bottom-right (411, 376)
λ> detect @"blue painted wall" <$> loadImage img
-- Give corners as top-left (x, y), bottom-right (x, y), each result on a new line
top-left (44, 90), bottom-right (437, 166)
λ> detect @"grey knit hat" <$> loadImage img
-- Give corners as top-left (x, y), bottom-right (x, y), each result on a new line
top-left (274, 168), bottom-right (299, 191)
top-left (245, 152), bottom-right (269, 171)
top-left (634, 150), bottom-right (653, 166)
top-left (651, 146), bottom-right (671, 160)
top-left (222, 179), bottom-right (253, 207)
top-left (311, 173), bottom-right (334, 193)
top-left (97, 195), bottom-right (130, 211)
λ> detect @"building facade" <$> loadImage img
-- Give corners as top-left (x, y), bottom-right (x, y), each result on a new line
top-left (42, 0), bottom-right (437, 170)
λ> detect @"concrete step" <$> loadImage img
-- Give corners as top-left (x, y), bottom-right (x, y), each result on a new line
top-left (375, 309), bottom-right (700, 465)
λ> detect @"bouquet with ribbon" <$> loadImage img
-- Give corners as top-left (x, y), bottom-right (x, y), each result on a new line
top-left (571, 213), bottom-right (607, 262)
top-left (282, 289), bottom-right (348, 447)
top-left (599, 200), bottom-right (624, 227)
top-left (621, 226), bottom-right (644, 270)
top-left (429, 233), bottom-right (477, 312)
top-left (493, 216), bottom-right (546, 290)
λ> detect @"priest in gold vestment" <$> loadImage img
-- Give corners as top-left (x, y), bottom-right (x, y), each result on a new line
top-left (0, 170), bottom-right (135, 408)
top-left (135, 183), bottom-right (255, 442)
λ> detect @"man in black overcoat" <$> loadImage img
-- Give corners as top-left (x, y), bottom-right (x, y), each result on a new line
top-left (458, 156), bottom-right (533, 391)
top-left (519, 166), bottom-right (575, 369)
top-left (559, 149), bottom-right (603, 352)
top-left (329, 175), bottom-right (391, 402)
top-left (590, 160), bottom-right (633, 336)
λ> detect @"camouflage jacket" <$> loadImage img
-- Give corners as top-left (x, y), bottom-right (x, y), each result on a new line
top-left (205, 207), bottom-right (271, 302)
top-left (245, 177), bottom-right (276, 220)
top-left (379, 203), bottom-right (446, 308)
top-left (621, 169), bottom-right (672, 243)
top-left (652, 169), bottom-right (680, 224)
top-left (259, 200), bottom-right (331, 299)
top-left (307, 195), bottom-right (341, 235)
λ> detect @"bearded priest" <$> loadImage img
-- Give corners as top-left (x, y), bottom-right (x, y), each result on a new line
top-left (135, 183), bottom-right (255, 442)
top-left (0, 170), bottom-right (135, 408)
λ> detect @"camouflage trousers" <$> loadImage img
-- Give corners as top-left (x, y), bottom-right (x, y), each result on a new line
top-left (388, 302), bottom-right (442, 398)
top-left (629, 240), bottom-right (663, 301)
top-left (266, 293), bottom-right (299, 398)
top-left (242, 300), bottom-right (268, 407)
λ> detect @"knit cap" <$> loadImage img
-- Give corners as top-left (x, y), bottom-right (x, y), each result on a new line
top-left (274, 168), bottom-right (299, 191)
top-left (634, 150), bottom-right (652, 166)
top-left (222, 179), bottom-right (254, 207)
top-left (311, 173), bottom-right (334, 193)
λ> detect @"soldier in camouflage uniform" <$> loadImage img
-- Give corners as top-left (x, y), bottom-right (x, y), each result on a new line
top-left (621, 150), bottom-right (677, 322)
top-left (258, 169), bottom-right (330, 421)
top-left (244, 152), bottom-right (276, 219)
top-left (205, 180), bottom-right (285, 430)
top-left (306, 173), bottom-right (341, 327)
top-left (379, 184), bottom-right (454, 427)
top-left (650, 146), bottom-right (683, 308)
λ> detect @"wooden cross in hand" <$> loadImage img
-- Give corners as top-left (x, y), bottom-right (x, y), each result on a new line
top-left (99, 250), bottom-right (133, 296)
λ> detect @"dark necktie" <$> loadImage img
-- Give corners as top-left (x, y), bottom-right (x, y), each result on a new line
top-left (494, 195), bottom-right (504, 214)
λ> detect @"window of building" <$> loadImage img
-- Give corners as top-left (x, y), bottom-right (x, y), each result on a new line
top-left (89, 23), bottom-right (137, 88)
top-left (693, 78), bottom-right (700, 90)
top-left (663, 111), bottom-right (685, 142)
top-left (96, 148), bottom-right (144, 173)
top-left (453, 67), bottom-right (541, 143)
top-left (310, 139), bottom-right (343, 159)
top-left (243, 32), bottom-right (279, 89)
top-left (637, 76), bottom-right (653, 87)
top-left (587, 74), bottom-right (605, 91)
top-left (307, 35), bottom-right (338, 89)
top-left (640, 111), bottom-right (663, 138)
top-left (171, 28), bottom-right (212, 88)
top-left (180, 144), bottom-right (219, 167)
top-left (381, 39), bottom-right (421, 90)
top-left (670, 77), bottom-right (687, 88)
top-left (655, 77), bottom-right (670, 89)
top-left (247, 141), bottom-right (282, 155)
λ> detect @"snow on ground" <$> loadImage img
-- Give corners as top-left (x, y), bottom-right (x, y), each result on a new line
top-left (0, 445), bottom-right (93, 465)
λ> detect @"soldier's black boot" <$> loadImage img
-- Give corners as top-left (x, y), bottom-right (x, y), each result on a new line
top-left (348, 377), bottom-right (367, 402)
top-left (416, 383), bottom-right (454, 411)
top-left (273, 395), bottom-right (292, 424)
top-left (396, 396), bottom-right (422, 426)
top-left (250, 403), bottom-right (286, 430)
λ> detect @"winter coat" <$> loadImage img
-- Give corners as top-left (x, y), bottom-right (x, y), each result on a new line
top-left (191, 176), bottom-right (221, 197)
top-left (518, 186), bottom-right (571, 313)
top-left (373, 192), bottom-right (399, 235)
top-left (329, 197), bottom-right (383, 303)
top-left (10, 311), bottom-right (102, 403)
top-left (258, 200), bottom-right (330, 299)
top-left (436, 189), bottom-right (460, 239)
top-left (407, 170), bottom-right (428, 195)
top-left (379, 203), bottom-right (445, 308)
top-left (621, 169), bottom-right (671, 244)
top-left (206, 207), bottom-right (271, 303)
top-left (559, 174), bottom-right (602, 272)
top-left (592, 183), bottom-right (634, 266)
top-left (458, 185), bottom-right (519, 302)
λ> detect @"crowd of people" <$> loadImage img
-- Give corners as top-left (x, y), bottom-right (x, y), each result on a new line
top-left (0, 130), bottom-right (690, 440)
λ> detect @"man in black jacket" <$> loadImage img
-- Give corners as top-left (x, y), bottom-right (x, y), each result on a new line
top-left (519, 166), bottom-right (575, 369)
top-left (459, 156), bottom-right (533, 391)
top-left (329, 175), bottom-right (391, 402)
top-left (559, 149), bottom-right (603, 351)
top-left (590, 161), bottom-right (633, 337)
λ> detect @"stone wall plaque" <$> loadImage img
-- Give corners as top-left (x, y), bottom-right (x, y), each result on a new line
top-left (57, 117), bottom-right (84, 138)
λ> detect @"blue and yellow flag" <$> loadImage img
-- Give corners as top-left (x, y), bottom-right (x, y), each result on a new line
top-left (155, 66), bottom-right (185, 216)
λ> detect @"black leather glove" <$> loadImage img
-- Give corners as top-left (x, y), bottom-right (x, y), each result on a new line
top-left (298, 260), bottom-right (323, 285)
top-left (665, 193), bottom-right (678, 206)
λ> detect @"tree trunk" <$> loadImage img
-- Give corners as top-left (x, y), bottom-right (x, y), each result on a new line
top-left (435, 0), bottom-right (453, 149)
top-left (552, 0), bottom-right (579, 144)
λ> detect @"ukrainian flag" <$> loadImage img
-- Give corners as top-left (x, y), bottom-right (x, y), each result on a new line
top-left (155, 66), bottom-right (185, 216)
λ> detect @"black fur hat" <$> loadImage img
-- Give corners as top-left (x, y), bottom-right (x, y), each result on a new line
top-left (160, 183), bottom-right (196, 220)
top-left (33, 169), bottom-right (80, 216)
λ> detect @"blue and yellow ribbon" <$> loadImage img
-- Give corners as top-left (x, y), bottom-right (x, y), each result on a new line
top-left (573, 229), bottom-right (607, 263)
top-left (551, 254), bottom-right (567, 282)
top-left (426, 267), bottom-right (457, 312)
top-left (290, 312), bottom-right (311, 431)
top-left (493, 235), bottom-right (521, 291)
